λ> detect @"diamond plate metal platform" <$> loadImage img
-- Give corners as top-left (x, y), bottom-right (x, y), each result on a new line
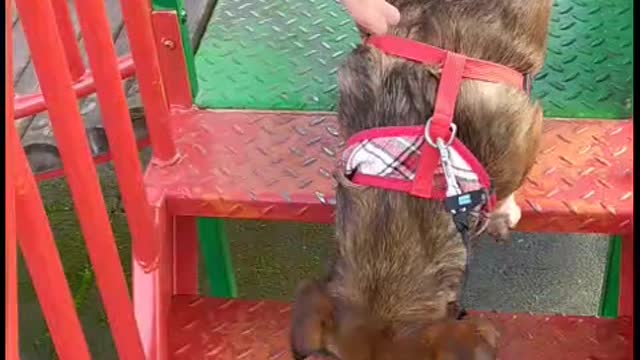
top-left (536, 0), bottom-right (633, 118)
top-left (144, 110), bottom-right (633, 234)
top-left (194, 0), bottom-right (633, 119)
top-left (168, 295), bottom-right (632, 359)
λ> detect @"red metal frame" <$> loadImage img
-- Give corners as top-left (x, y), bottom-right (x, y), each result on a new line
top-left (50, 0), bottom-right (85, 81)
top-left (144, 111), bottom-right (633, 234)
top-left (619, 228), bottom-right (634, 317)
top-left (5, 1), bottom-right (18, 357)
top-left (152, 11), bottom-right (193, 109)
top-left (71, 0), bottom-right (158, 268)
top-left (119, 0), bottom-right (178, 164)
top-left (618, 226), bottom-right (635, 358)
top-left (150, 10), bottom-right (199, 299)
top-left (619, 229), bottom-right (634, 359)
top-left (13, 55), bottom-right (134, 120)
top-left (133, 13), bottom-right (201, 357)
top-left (168, 296), bottom-right (633, 359)
top-left (33, 136), bottom-right (151, 182)
top-left (14, 0), bottom-right (146, 357)
top-left (133, 200), bottom-right (174, 360)
top-left (174, 216), bottom-right (199, 295)
top-left (14, 136), bottom-right (92, 360)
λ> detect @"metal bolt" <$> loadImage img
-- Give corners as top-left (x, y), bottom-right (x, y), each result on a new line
top-left (162, 38), bottom-right (176, 50)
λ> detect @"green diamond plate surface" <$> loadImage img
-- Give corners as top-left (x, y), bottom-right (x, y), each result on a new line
top-left (195, 0), bottom-right (360, 111)
top-left (194, 0), bottom-right (633, 119)
top-left (535, 0), bottom-right (633, 118)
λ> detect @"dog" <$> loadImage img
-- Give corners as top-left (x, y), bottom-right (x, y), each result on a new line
top-left (291, 0), bottom-right (552, 358)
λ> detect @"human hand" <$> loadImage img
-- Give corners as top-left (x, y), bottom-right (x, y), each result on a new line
top-left (340, 0), bottom-right (400, 35)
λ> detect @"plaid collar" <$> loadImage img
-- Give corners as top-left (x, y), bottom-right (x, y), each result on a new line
top-left (341, 36), bottom-right (529, 213)
top-left (343, 127), bottom-right (492, 200)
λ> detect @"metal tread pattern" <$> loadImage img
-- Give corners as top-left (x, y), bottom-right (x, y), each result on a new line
top-left (194, 0), bottom-right (632, 119)
top-left (195, 0), bottom-right (359, 112)
top-left (144, 110), bottom-right (633, 234)
top-left (536, 0), bottom-right (633, 118)
top-left (168, 295), bottom-right (632, 359)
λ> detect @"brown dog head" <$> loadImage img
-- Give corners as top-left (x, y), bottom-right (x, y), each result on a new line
top-left (291, 280), bottom-right (498, 360)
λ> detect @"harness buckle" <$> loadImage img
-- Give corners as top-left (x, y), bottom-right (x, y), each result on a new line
top-left (424, 116), bottom-right (457, 148)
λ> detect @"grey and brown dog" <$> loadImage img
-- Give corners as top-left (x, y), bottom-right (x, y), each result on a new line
top-left (291, 0), bottom-right (553, 358)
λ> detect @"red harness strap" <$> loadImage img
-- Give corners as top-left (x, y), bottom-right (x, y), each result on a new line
top-left (366, 36), bottom-right (524, 88)
top-left (349, 36), bottom-right (527, 211)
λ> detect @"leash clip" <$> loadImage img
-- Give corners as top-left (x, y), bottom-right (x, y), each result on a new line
top-left (445, 189), bottom-right (490, 247)
top-left (436, 138), bottom-right (462, 197)
top-left (424, 116), bottom-right (457, 148)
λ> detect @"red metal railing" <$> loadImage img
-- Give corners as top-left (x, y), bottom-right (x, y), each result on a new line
top-left (50, 0), bottom-right (85, 81)
top-left (13, 56), bottom-right (135, 120)
top-left (120, 0), bottom-right (178, 164)
top-left (9, 0), bottom-right (175, 356)
top-left (6, 0), bottom-right (18, 358)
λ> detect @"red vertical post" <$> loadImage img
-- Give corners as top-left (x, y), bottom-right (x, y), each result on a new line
top-left (151, 11), bottom-right (193, 108)
top-left (174, 217), bottom-right (199, 294)
top-left (619, 225), bottom-right (634, 360)
top-left (619, 229), bottom-right (633, 317)
top-left (50, 0), bottom-right (85, 80)
top-left (5, 0), bottom-right (19, 358)
top-left (14, 0), bottom-right (145, 358)
top-left (14, 136), bottom-right (92, 360)
top-left (119, 0), bottom-right (178, 164)
top-left (134, 202), bottom-right (174, 360)
top-left (71, 0), bottom-right (158, 267)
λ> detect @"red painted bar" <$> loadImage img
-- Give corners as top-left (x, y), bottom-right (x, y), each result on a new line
top-left (14, 133), bottom-right (92, 360)
top-left (13, 55), bottom-right (135, 120)
top-left (5, 0), bottom-right (19, 357)
top-left (50, 0), bottom-right (85, 80)
top-left (174, 217), bottom-right (199, 294)
top-left (33, 137), bottom-right (151, 182)
top-left (619, 229), bottom-right (634, 318)
top-left (119, 0), bottom-right (178, 163)
top-left (133, 201), bottom-right (174, 360)
top-left (151, 11), bottom-right (193, 108)
top-left (619, 224), bottom-right (634, 360)
top-left (14, 0), bottom-right (145, 358)
top-left (72, 0), bottom-right (158, 270)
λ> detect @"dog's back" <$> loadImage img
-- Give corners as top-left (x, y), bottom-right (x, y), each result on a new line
top-left (338, 0), bottom-right (551, 197)
top-left (291, 1), bottom-right (552, 358)
top-left (333, 0), bottom-right (552, 321)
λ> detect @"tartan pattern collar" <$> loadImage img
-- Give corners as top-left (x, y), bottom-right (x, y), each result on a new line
top-left (342, 127), bottom-right (489, 200)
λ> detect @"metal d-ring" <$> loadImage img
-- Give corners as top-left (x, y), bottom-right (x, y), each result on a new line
top-left (424, 117), bottom-right (457, 148)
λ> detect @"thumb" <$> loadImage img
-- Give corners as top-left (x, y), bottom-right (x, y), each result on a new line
top-left (355, 10), bottom-right (389, 35)
top-left (381, 2), bottom-right (400, 27)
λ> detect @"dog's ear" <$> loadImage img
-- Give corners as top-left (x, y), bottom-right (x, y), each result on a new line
top-left (290, 279), bottom-right (336, 360)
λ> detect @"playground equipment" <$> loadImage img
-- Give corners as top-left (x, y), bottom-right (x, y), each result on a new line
top-left (6, 0), bottom-right (633, 358)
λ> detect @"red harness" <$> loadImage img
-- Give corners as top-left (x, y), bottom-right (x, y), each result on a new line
top-left (342, 35), bottom-right (529, 217)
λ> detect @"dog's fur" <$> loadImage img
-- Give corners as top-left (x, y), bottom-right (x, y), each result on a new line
top-left (291, 0), bottom-right (552, 358)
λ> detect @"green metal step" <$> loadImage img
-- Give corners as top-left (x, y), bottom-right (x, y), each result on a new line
top-left (194, 0), bottom-right (632, 119)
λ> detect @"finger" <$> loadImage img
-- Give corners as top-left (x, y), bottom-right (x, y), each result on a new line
top-left (381, 2), bottom-right (401, 26)
top-left (356, 13), bottom-right (388, 35)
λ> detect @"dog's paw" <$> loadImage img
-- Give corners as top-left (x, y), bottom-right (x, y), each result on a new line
top-left (486, 195), bottom-right (521, 243)
top-left (486, 212), bottom-right (512, 244)
top-left (495, 194), bottom-right (521, 228)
